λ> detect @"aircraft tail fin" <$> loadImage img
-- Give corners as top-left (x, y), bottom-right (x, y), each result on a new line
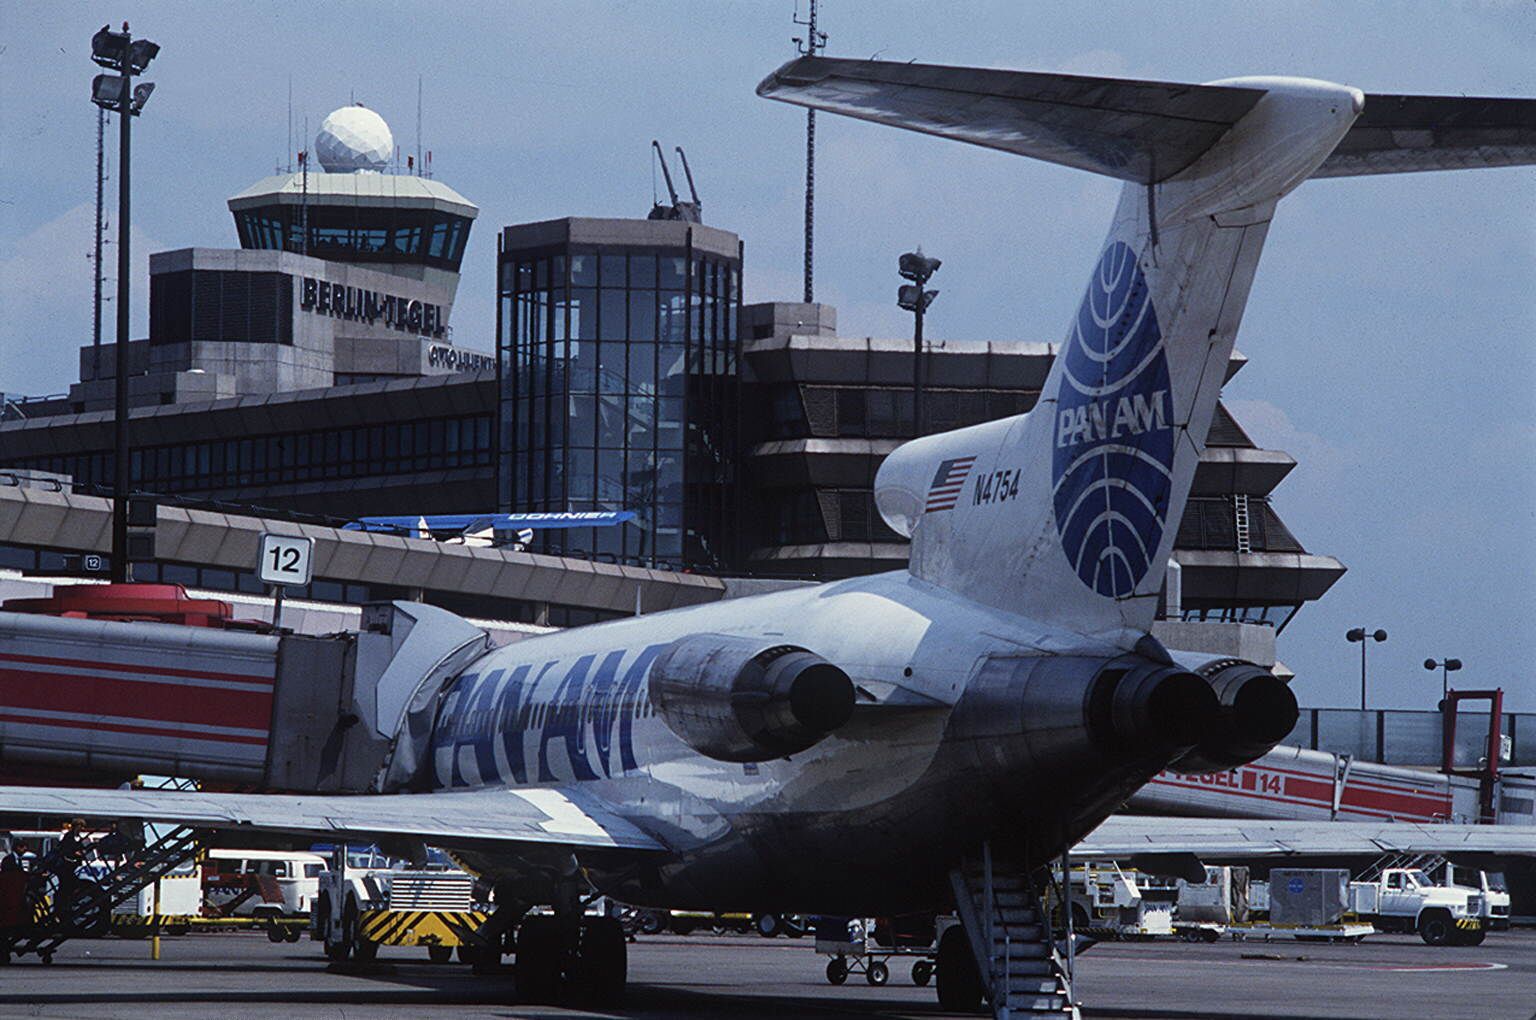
top-left (762, 58), bottom-right (1529, 643)
top-left (762, 59), bottom-right (1365, 642)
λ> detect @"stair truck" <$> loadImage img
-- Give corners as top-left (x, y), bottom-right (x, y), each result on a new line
top-left (1350, 867), bottom-right (1486, 945)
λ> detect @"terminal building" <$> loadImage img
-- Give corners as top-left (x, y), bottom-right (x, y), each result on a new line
top-left (1, 104), bottom-right (1342, 659)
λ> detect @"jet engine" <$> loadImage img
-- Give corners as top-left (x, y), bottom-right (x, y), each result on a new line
top-left (1166, 659), bottom-right (1299, 774)
top-left (649, 634), bottom-right (856, 763)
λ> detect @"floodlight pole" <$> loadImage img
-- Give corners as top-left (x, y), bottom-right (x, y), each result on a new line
top-left (912, 295), bottom-right (926, 436)
top-left (110, 30), bottom-right (134, 583)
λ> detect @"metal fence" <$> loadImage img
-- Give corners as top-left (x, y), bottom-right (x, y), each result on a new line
top-left (1285, 708), bottom-right (1535, 768)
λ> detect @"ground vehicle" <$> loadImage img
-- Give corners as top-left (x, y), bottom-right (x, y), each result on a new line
top-left (314, 851), bottom-right (488, 963)
top-left (814, 915), bottom-right (941, 988)
top-left (1350, 868), bottom-right (1484, 946)
top-left (1430, 862), bottom-right (1511, 931)
top-left (1062, 863), bottom-right (1176, 937)
top-left (203, 850), bottom-right (325, 919)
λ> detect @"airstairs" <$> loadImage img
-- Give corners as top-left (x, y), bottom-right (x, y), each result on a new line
top-left (950, 844), bottom-right (1079, 1018)
top-left (4, 825), bottom-right (202, 964)
top-left (1358, 851), bottom-right (1448, 884)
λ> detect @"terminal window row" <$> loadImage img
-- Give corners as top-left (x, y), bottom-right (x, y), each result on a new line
top-left (15, 414), bottom-right (492, 493)
top-left (759, 385), bottom-right (1038, 441)
top-left (760, 488), bottom-right (905, 548)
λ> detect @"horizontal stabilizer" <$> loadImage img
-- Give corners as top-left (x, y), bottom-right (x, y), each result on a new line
top-left (1081, 815), bottom-right (1536, 859)
top-left (757, 56), bottom-right (1264, 183)
top-left (1314, 93), bottom-right (1536, 177)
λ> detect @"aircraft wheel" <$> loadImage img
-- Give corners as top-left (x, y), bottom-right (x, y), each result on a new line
top-left (517, 916), bottom-right (564, 1003)
top-left (825, 956), bottom-right (848, 984)
top-left (866, 960), bottom-right (890, 986)
top-left (755, 912), bottom-right (781, 938)
top-left (935, 925), bottom-right (983, 1012)
top-left (577, 917), bottom-right (627, 1004)
top-left (1418, 910), bottom-right (1454, 946)
top-left (911, 959), bottom-right (933, 986)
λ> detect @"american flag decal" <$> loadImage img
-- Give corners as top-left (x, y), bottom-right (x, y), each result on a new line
top-left (925, 456), bottom-right (976, 512)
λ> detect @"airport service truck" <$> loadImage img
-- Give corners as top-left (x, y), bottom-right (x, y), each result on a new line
top-left (314, 849), bottom-right (489, 963)
top-left (1349, 868), bottom-right (1485, 946)
top-left (1429, 862), bottom-right (1511, 931)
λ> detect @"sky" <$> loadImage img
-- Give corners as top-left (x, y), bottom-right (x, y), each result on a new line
top-left (1, 2), bottom-right (1532, 712)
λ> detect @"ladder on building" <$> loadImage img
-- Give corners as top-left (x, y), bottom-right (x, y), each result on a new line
top-left (7, 825), bottom-right (203, 964)
top-left (1231, 494), bottom-right (1253, 554)
top-left (950, 844), bottom-right (1079, 1018)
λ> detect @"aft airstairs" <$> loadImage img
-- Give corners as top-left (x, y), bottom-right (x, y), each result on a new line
top-left (950, 844), bottom-right (1079, 1018)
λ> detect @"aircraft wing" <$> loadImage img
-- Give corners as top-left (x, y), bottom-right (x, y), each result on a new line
top-left (756, 55), bottom-right (1265, 183)
top-left (1080, 815), bottom-right (1536, 859)
top-left (0, 785), bottom-right (666, 853)
top-left (1314, 93), bottom-right (1536, 177)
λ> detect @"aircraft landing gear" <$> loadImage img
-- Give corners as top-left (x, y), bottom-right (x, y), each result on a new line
top-left (935, 925), bottom-right (984, 1012)
top-left (513, 863), bottom-right (627, 1006)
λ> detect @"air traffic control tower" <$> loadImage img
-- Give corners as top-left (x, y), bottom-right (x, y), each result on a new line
top-left (64, 105), bottom-right (485, 411)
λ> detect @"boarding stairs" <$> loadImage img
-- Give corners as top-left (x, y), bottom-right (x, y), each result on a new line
top-left (951, 845), bottom-right (1079, 1018)
top-left (6, 825), bottom-right (203, 964)
top-left (1357, 851), bottom-right (1447, 884)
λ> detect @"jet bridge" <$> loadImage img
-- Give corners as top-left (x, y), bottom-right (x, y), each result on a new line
top-left (0, 584), bottom-right (489, 794)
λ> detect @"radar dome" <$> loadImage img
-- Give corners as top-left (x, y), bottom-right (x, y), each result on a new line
top-left (315, 105), bottom-right (393, 173)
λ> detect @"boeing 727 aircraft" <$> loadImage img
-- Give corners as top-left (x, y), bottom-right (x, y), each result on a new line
top-left (4, 57), bottom-right (1534, 1015)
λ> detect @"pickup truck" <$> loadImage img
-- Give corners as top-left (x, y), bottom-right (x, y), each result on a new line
top-left (1350, 868), bottom-right (1484, 946)
top-left (1431, 862), bottom-right (1511, 931)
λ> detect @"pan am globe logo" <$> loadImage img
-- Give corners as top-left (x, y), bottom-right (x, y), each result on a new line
top-left (1051, 241), bottom-right (1175, 597)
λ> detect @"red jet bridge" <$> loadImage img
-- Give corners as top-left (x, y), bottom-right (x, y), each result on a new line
top-left (0, 584), bottom-right (489, 793)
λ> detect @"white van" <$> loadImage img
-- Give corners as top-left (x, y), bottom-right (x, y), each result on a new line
top-left (204, 850), bottom-right (326, 918)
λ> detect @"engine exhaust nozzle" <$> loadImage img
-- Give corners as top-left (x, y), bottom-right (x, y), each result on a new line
top-left (1169, 661), bottom-right (1299, 773)
top-left (1090, 661), bottom-right (1219, 754)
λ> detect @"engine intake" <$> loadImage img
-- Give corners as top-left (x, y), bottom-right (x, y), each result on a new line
top-left (1167, 660), bottom-right (1299, 773)
top-left (649, 634), bottom-right (855, 762)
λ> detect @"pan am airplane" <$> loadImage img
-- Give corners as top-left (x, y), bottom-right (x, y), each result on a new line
top-left (5, 57), bottom-right (1534, 1013)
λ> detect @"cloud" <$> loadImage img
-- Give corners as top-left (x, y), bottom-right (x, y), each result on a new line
top-left (1223, 397), bottom-right (1356, 476)
top-left (0, 203), bottom-right (166, 398)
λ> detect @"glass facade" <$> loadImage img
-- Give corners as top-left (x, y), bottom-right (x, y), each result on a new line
top-left (13, 414), bottom-right (492, 493)
top-left (499, 239), bottom-right (740, 570)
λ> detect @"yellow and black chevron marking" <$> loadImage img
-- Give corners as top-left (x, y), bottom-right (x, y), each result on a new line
top-left (111, 914), bottom-right (184, 929)
top-left (1455, 917), bottom-right (1482, 931)
top-left (358, 910), bottom-right (489, 947)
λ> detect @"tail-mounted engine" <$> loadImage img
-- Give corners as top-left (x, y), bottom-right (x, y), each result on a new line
top-left (649, 634), bottom-right (856, 763)
top-left (1166, 659), bottom-right (1299, 774)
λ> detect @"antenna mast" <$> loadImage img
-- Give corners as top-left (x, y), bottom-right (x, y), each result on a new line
top-left (416, 74), bottom-right (423, 177)
top-left (793, 0), bottom-right (827, 303)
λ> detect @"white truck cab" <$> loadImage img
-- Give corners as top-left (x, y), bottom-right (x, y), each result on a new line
top-left (1432, 863), bottom-right (1511, 931)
